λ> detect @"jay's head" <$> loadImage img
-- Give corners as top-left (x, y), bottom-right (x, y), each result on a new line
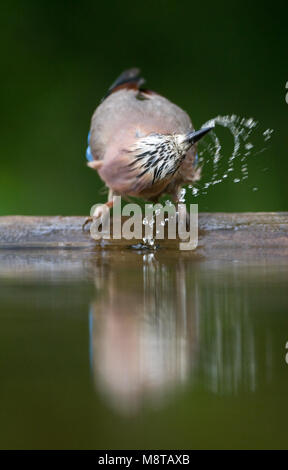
top-left (127, 127), bottom-right (213, 183)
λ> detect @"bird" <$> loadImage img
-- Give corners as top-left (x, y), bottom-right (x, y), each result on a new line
top-left (85, 68), bottom-right (212, 221)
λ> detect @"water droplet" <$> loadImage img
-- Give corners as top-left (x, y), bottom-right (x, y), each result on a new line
top-left (263, 129), bottom-right (274, 141)
top-left (192, 187), bottom-right (199, 196)
top-left (179, 188), bottom-right (186, 202)
top-left (245, 143), bottom-right (253, 150)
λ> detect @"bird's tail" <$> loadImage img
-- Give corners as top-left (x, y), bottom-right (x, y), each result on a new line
top-left (101, 68), bottom-right (145, 101)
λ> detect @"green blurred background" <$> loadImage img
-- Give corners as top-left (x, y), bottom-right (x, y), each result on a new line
top-left (0, 0), bottom-right (287, 215)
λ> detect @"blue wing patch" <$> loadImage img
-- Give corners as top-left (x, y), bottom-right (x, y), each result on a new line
top-left (86, 131), bottom-right (93, 162)
top-left (195, 152), bottom-right (199, 165)
top-left (86, 145), bottom-right (93, 162)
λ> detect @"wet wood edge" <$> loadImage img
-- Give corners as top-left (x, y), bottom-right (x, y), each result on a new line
top-left (0, 213), bottom-right (287, 259)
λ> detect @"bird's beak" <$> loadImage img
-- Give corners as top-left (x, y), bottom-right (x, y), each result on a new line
top-left (185, 126), bottom-right (214, 146)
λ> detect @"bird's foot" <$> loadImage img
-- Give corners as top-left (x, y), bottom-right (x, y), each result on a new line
top-left (82, 216), bottom-right (93, 232)
top-left (82, 203), bottom-right (113, 232)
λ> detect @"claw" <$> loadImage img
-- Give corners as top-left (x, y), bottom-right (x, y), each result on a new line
top-left (82, 217), bottom-right (93, 232)
top-left (82, 202), bottom-right (112, 232)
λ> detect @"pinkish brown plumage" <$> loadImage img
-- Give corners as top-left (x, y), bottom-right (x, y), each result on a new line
top-left (86, 69), bottom-right (212, 217)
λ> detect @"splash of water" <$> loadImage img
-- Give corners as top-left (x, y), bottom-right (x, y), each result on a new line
top-left (141, 115), bottom-right (273, 245)
top-left (187, 115), bottom-right (273, 198)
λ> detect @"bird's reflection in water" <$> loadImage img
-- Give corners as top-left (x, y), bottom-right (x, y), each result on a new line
top-left (89, 253), bottom-right (275, 412)
top-left (89, 252), bottom-right (199, 412)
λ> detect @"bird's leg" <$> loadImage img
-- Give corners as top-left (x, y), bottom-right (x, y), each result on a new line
top-left (93, 188), bottom-right (114, 218)
top-left (82, 189), bottom-right (115, 231)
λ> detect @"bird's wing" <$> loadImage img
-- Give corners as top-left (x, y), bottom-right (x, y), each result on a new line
top-left (87, 69), bottom-right (193, 174)
top-left (86, 69), bottom-right (146, 163)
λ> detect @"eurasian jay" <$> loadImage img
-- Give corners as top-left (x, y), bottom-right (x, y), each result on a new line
top-left (86, 68), bottom-right (212, 219)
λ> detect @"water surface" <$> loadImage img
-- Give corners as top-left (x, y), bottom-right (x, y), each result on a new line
top-left (0, 248), bottom-right (287, 449)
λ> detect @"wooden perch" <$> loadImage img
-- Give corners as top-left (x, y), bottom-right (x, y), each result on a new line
top-left (0, 213), bottom-right (287, 261)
